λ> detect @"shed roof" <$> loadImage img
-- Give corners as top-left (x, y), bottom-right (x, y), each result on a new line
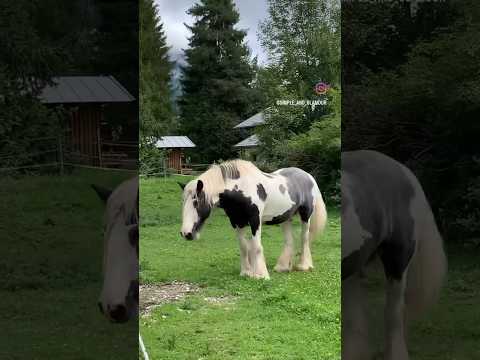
top-left (155, 136), bottom-right (196, 148)
top-left (234, 112), bottom-right (265, 129)
top-left (39, 76), bottom-right (135, 104)
top-left (234, 134), bottom-right (259, 148)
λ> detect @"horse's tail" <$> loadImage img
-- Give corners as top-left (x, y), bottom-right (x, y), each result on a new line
top-left (309, 192), bottom-right (327, 242)
top-left (405, 189), bottom-right (447, 321)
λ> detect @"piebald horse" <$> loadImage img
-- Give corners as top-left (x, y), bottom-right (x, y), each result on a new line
top-left (179, 160), bottom-right (327, 279)
top-left (341, 150), bottom-right (447, 360)
top-left (92, 176), bottom-right (139, 323)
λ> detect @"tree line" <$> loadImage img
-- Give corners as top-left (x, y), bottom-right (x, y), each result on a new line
top-left (0, 0), bottom-right (138, 168)
top-left (342, 1), bottom-right (480, 241)
top-left (140, 0), bottom-right (340, 201)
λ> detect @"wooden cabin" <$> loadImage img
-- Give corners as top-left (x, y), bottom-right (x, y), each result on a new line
top-left (39, 76), bottom-right (136, 168)
top-left (155, 136), bottom-right (196, 174)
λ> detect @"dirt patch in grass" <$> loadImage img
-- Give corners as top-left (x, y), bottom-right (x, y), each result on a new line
top-left (140, 281), bottom-right (200, 315)
top-left (203, 295), bottom-right (236, 306)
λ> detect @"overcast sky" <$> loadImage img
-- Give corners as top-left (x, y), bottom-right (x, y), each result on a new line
top-left (155, 0), bottom-right (269, 65)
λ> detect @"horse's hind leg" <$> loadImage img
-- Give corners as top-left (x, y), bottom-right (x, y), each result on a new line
top-left (236, 227), bottom-right (252, 277)
top-left (296, 220), bottom-right (314, 271)
top-left (274, 220), bottom-right (294, 272)
top-left (384, 272), bottom-right (409, 360)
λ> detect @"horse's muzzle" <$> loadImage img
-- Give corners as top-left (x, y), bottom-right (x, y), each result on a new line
top-left (108, 304), bottom-right (129, 323)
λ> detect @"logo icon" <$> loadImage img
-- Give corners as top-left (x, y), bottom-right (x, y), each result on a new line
top-left (314, 82), bottom-right (331, 95)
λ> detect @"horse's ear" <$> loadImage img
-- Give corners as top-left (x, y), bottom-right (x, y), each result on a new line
top-left (91, 184), bottom-right (112, 203)
top-left (196, 180), bottom-right (204, 194)
top-left (177, 182), bottom-right (186, 190)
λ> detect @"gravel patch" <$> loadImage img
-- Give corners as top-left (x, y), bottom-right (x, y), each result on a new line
top-left (140, 281), bottom-right (200, 315)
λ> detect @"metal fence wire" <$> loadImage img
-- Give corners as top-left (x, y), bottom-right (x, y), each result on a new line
top-left (0, 135), bottom-right (138, 174)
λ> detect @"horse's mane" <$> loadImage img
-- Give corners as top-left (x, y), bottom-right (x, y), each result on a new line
top-left (189, 160), bottom-right (260, 202)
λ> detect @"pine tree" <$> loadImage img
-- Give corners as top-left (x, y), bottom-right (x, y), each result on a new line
top-left (140, 0), bottom-right (175, 140)
top-left (0, 0), bottom-right (65, 167)
top-left (179, 0), bottom-right (258, 163)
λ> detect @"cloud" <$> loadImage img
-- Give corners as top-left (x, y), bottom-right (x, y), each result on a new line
top-left (156, 0), bottom-right (193, 62)
top-left (155, 0), bottom-right (268, 65)
top-left (235, 0), bottom-right (268, 64)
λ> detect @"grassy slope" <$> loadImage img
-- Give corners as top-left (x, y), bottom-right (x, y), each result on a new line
top-left (0, 169), bottom-right (137, 359)
top-left (140, 176), bottom-right (341, 360)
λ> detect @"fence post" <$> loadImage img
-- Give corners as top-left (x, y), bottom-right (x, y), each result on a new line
top-left (97, 126), bottom-right (103, 167)
top-left (57, 135), bottom-right (64, 176)
top-left (163, 157), bottom-right (167, 180)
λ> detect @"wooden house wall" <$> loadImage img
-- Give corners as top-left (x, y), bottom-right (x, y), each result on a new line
top-left (167, 149), bottom-right (183, 172)
top-left (69, 105), bottom-right (101, 165)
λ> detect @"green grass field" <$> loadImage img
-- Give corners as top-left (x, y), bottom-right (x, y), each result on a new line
top-left (140, 175), bottom-right (341, 360)
top-left (0, 169), bottom-right (137, 359)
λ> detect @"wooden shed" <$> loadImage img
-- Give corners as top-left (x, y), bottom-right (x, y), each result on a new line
top-left (155, 136), bottom-right (196, 174)
top-left (39, 76), bottom-right (136, 167)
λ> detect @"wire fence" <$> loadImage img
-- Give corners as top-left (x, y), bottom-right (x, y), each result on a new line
top-left (0, 135), bottom-right (138, 175)
top-left (140, 161), bottom-right (211, 179)
top-left (0, 136), bottom-right (217, 177)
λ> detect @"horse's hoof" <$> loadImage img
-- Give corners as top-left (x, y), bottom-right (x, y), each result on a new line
top-left (295, 264), bottom-right (314, 272)
top-left (240, 270), bottom-right (253, 277)
top-left (274, 264), bottom-right (292, 273)
top-left (252, 272), bottom-right (270, 280)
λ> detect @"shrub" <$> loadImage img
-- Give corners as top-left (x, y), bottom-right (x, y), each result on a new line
top-left (139, 139), bottom-right (166, 176)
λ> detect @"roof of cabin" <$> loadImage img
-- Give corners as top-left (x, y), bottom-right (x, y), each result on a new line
top-left (234, 134), bottom-right (259, 148)
top-left (234, 112), bottom-right (265, 129)
top-left (155, 136), bottom-right (196, 148)
top-left (39, 76), bottom-right (135, 104)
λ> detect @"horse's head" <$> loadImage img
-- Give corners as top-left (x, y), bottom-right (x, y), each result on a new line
top-left (179, 179), bottom-right (212, 240)
top-left (92, 181), bottom-right (139, 323)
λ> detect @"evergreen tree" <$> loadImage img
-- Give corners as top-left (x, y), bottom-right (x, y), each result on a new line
top-left (0, 0), bottom-right (65, 167)
top-left (179, 0), bottom-right (258, 163)
top-left (140, 0), bottom-right (175, 140)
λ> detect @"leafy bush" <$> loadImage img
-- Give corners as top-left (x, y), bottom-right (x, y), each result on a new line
top-left (286, 121), bottom-right (340, 203)
top-left (139, 140), bottom-right (166, 176)
top-left (256, 89), bottom-right (341, 204)
top-left (284, 90), bottom-right (341, 204)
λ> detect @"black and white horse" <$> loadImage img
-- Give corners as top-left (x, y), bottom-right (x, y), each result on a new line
top-left (179, 159), bottom-right (327, 279)
top-left (341, 150), bottom-right (447, 360)
top-left (92, 177), bottom-right (139, 323)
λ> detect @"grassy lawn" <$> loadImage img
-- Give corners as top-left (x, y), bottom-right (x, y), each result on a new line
top-left (0, 169), bottom-right (137, 359)
top-left (140, 175), bottom-right (341, 360)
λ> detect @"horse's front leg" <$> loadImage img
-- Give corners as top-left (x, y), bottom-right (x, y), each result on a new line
top-left (384, 273), bottom-right (409, 360)
top-left (342, 274), bottom-right (371, 360)
top-left (274, 220), bottom-right (294, 272)
top-left (249, 223), bottom-right (270, 280)
top-left (236, 227), bottom-right (252, 277)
